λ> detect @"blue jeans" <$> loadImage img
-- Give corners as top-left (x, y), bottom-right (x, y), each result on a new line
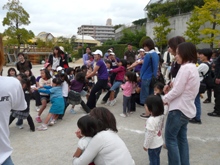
top-left (123, 95), bottom-right (131, 113)
top-left (148, 146), bottom-right (162, 165)
top-left (140, 79), bottom-right (153, 104)
top-left (110, 81), bottom-right (123, 91)
top-left (165, 110), bottom-right (190, 165)
top-left (2, 156), bottom-right (14, 165)
top-left (194, 93), bottom-right (201, 120)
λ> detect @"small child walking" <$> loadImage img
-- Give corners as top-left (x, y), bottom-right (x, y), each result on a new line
top-left (36, 78), bottom-right (64, 131)
top-left (120, 71), bottom-right (137, 118)
top-left (143, 94), bottom-right (164, 165)
top-left (73, 115), bottom-right (97, 165)
top-left (9, 74), bottom-right (35, 132)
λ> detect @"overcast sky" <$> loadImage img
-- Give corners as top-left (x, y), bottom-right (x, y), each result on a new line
top-left (0, 0), bottom-right (150, 37)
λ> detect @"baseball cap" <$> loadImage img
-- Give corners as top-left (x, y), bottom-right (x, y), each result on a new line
top-left (92, 50), bottom-right (103, 57)
top-left (109, 52), bottom-right (115, 56)
top-left (56, 66), bottom-right (63, 72)
top-left (138, 48), bottom-right (145, 52)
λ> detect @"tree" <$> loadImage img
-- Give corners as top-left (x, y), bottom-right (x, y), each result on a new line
top-left (118, 27), bottom-right (146, 48)
top-left (195, 0), bottom-right (220, 49)
top-left (184, 11), bottom-right (202, 45)
top-left (56, 36), bottom-right (75, 53)
top-left (2, 0), bottom-right (34, 51)
top-left (153, 14), bottom-right (172, 52)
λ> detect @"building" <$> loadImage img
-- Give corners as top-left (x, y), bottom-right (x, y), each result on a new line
top-left (77, 23), bottom-right (115, 42)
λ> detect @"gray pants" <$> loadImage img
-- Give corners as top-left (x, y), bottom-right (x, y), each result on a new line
top-left (123, 95), bottom-right (131, 114)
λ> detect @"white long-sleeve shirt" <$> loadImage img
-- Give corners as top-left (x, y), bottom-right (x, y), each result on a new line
top-left (163, 63), bottom-right (200, 118)
top-left (73, 130), bottom-right (135, 165)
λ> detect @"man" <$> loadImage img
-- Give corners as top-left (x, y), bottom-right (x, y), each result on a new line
top-left (162, 49), bottom-right (174, 80)
top-left (82, 47), bottom-right (93, 67)
top-left (0, 36), bottom-right (27, 165)
top-left (104, 48), bottom-right (113, 59)
top-left (124, 43), bottom-right (136, 64)
top-left (207, 50), bottom-right (220, 117)
top-left (16, 52), bottom-right (32, 73)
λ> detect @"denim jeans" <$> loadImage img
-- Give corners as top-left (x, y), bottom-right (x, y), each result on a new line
top-left (165, 110), bottom-right (190, 165)
top-left (148, 146), bottom-right (162, 165)
top-left (123, 95), bottom-right (131, 114)
top-left (194, 93), bottom-right (201, 120)
top-left (2, 156), bottom-right (14, 165)
top-left (140, 79), bottom-right (153, 104)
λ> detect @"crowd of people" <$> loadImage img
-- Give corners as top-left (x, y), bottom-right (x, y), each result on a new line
top-left (1, 33), bottom-right (220, 165)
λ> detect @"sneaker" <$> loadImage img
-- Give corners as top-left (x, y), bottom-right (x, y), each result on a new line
top-left (37, 124), bottom-right (47, 131)
top-left (207, 112), bottom-right (220, 117)
top-left (16, 124), bottom-right (23, 129)
top-left (105, 100), bottom-right (111, 106)
top-left (48, 120), bottom-right (55, 126)
top-left (35, 106), bottom-right (40, 112)
top-left (120, 113), bottom-right (127, 118)
top-left (203, 99), bottom-right (211, 103)
top-left (35, 116), bottom-right (42, 123)
top-left (101, 100), bottom-right (106, 104)
top-left (70, 109), bottom-right (76, 114)
top-left (109, 99), bottom-right (116, 107)
top-left (189, 118), bottom-right (202, 124)
top-left (140, 114), bottom-right (150, 120)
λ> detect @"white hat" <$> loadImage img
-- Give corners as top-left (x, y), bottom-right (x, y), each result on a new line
top-left (109, 52), bottom-right (115, 56)
top-left (56, 66), bottom-right (63, 72)
top-left (107, 49), bottom-right (112, 52)
top-left (92, 49), bottom-right (103, 56)
top-left (59, 46), bottom-right (65, 53)
top-left (138, 48), bottom-right (145, 52)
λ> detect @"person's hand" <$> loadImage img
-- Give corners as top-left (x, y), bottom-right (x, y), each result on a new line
top-left (163, 85), bottom-right (170, 94)
top-left (215, 78), bottom-right (220, 84)
top-left (75, 129), bottom-right (83, 139)
top-left (143, 147), bottom-right (148, 151)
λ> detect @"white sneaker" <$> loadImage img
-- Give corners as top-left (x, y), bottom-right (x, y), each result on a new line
top-left (16, 124), bottom-right (23, 129)
top-left (109, 99), bottom-right (116, 106)
top-left (48, 120), bottom-right (55, 126)
top-left (105, 100), bottom-right (111, 106)
top-left (37, 124), bottom-right (48, 131)
top-left (120, 113), bottom-right (127, 118)
top-left (35, 106), bottom-right (40, 112)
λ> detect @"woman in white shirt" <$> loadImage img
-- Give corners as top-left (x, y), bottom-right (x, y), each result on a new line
top-left (163, 42), bottom-right (200, 165)
top-left (73, 107), bottom-right (135, 165)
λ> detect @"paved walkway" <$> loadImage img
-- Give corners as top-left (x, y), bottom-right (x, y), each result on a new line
top-left (3, 61), bottom-right (220, 165)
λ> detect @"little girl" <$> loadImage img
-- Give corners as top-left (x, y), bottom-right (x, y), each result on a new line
top-left (7, 67), bottom-right (17, 77)
top-left (73, 115), bottom-right (97, 165)
top-left (9, 74), bottom-right (35, 132)
top-left (120, 71), bottom-right (137, 118)
top-left (106, 59), bottom-right (127, 106)
top-left (143, 94), bottom-right (164, 165)
top-left (36, 78), bottom-right (64, 131)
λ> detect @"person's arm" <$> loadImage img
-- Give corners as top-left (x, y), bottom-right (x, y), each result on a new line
top-left (127, 60), bottom-right (143, 70)
top-left (110, 66), bottom-right (123, 73)
top-left (86, 65), bottom-right (100, 78)
top-left (29, 61), bottom-right (32, 70)
top-left (143, 119), bottom-right (155, 151)
top-left (73, 134), bottom-right (102, 165)
top-left (38, 88), bottom-right (51, 94)
top-left (82, 54), bottom-right (87, 65)
top-left (16, 62), bottom-right (20, 72)
top-left (43, 85), bottom-right (52, 89)
top-left (73, 148), bottom-right (83, 158)
top-left (163, 67), bottom-right (189, 104)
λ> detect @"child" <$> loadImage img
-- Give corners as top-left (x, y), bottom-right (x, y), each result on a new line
top-left (66, 67), bottom-right (75, 81)
top-left (9, 74), bottom-right (35, 132)
top-left (153, 82), bottom-right (168, 115)
top-left (73, 115), bottom-right (97, 165)
top-left (36, 78), bottom-right (65, 131)
top-left (35, 69), bottom-right (52, 123)
top-left (120, 71), bottom-right (137, 118)
top-left (143, 94), bottom-right (164, 165)
top-left (7, 67), bottom-right (17, 77)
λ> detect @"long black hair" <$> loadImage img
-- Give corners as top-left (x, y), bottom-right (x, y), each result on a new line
top-left (145, 94), bottom-right (164, 116)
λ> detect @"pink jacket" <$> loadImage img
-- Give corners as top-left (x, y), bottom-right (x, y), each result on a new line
top-left (121, 81), bottom-right (133, 97)
top-left (110, 66), bottom-right (126, 81)
top-left (163, 63), bottom-right (200, 118)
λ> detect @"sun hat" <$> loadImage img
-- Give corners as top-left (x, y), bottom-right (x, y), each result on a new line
top-left (59, 46), bottom-right (65, 53)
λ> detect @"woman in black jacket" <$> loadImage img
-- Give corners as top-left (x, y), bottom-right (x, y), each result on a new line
top-left (48, 46), bottom-right (63, 71)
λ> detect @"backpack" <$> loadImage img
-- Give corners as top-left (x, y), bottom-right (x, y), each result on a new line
top-left (201, 62), bottom-right (215, 88)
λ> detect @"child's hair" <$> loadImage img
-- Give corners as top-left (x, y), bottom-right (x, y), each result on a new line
top-left (7, 67), bottom-right (17, 76)
top-left (57, 72), bottom-right (70, 85)
top-left (81, 65), bottom-right (88, 73)
top-left (125, 71), bottom-right (137, 83)
top-left (77, 115), bottom-right (98, 137)
top-left (119, 59), bottom-right (127, 68)
top-left (41, 68), bottom-right (52, 79)
top-left (105, 60), bottom-right (112, 68)
top-left (145, 94), bottom-right (164, 116)
top-left (154, 82), bottom-right (164, 95)
top-left (75, 67), bottom-right (82, 74)
top-left (52, 77), bottom-right (63, 86)
top-left (24, 69), bottom-right (33, 77)
top-left (17, 73), bottom-right (31, 92)
top-left (75, 72), bottom-right (86, 84)
top-left (66, 67), bottom-right (75, 75)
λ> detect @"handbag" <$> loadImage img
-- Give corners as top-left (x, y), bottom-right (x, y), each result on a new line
top-left (199, 82), bottom-right (207, 94)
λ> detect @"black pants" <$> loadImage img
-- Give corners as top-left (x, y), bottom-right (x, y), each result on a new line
top-left (33, 91), bottom-right (41, 106)
top-left (101, 87), bottom-right (120, 102)
top-left (206, 87), bottom-right (212, 101)
top-left (9, 114), bottom-right (35, 131)
top-left (213, 84), bottom-right (220, 114)
top-left (87, 79), bottom-right (108, 109)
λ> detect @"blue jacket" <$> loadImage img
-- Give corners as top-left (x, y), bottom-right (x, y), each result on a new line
top-left (140, 50), bottom-right (159, 80)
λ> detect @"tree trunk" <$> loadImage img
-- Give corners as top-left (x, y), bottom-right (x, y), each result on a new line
top-left (16, 18), bottom-right (21, 52)
top-left (210, 14), bottom-right (216, 49)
